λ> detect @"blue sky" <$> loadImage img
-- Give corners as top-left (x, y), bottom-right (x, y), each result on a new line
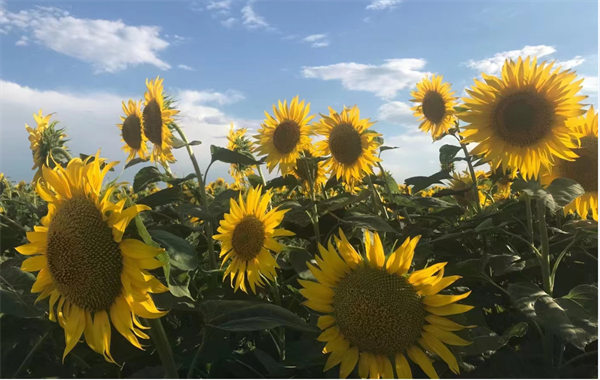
top-left (1, 0), bottom-right (598, 184)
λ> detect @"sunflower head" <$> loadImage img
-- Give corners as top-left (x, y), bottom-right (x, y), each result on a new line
top-left (411, 74), bottom-right (458, 139)
top-left (25, 109), bottom-right (69, 182)
top-left (313, 105), bottom-right (381, 184)
top-left (459, 56), bottom-right (587, 179)
top-left (227, 123), bottom-right (256, 185)
top-left (16, 153), bottom-right (168, 363)
top-left (255, 96), bottom-right (314, 175)
top-left (300, 229), bottom-right (473, 379)
top-left (448, 170), bottom-right (489, 208)
top-left (143, 76), bottom-right (179, 165)
top-left (292, 147), bottom-right (327, 196)
top-left (214, 186), bottom-right (295, 293)
top-left (118, 99), bottom-right (148, 162)
top-left (542, 106), bottom-right (598, 220)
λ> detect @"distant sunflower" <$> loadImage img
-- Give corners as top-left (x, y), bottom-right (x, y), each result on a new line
top-left (542, 106), bottom-right (598, 221)
top-left (459, 56), bottom-right (587, 179)
top-left (300, 229), bottom-right (473, 379)
top-left (214, 186), bottom-right (294, 293)
top-left (17, 154), bottom-right (168, 362)
top-left (313, 106), bottom-right (381, 184)
top-left (411, 75), bottom-right (458, 139)
top-left (292, 147), bottom-right (327, 196)
top-left (448, 170), bottom-right (489, 208)
top-left (255, 96), bottom-right (314, 174)
top-left (227, 124), bottom-right (256, 185)
top-left (25, 110), bottom-right (68, 182)
top-left (118, 99), bottom-right (148, 162)
top-left (143, 76), bottom-right (179, 164)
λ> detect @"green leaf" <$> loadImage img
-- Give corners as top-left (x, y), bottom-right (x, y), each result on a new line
top-left (488, 255), bottom-right (525, 277)
top-left (561, 285), bottom-right (598, 319)
top-left (133, 166), bottom-right (164, 193)
top-left (512, 179), bottom-right (556, 210)
top-left (247, 174), bottom-right (263, 187)
top-left (379, 146), bottom-right (399, 153)
top-left (137, 187), bottom-right (181, 207)
top-left (546, 178), bottom-right (585, 210)
top-left (405, 170), bottom-right (452, 194)
top-left (210, 145), bottom-right (260, 165)
top-left (0, 259), bottom-right (48, 319)
top-left (266, 175), bottom-right (298, 190)
top-left (172, 137), bottom-right (202, 149)
top-left (324, 176), bottom-right (341, 191)
top-left (341, 212), bottom-right (397, 234)
top-left (439, 145), bottom-right (462, 166)
top-left (199, 300), bottom-right (318, 332)
top-left (148, 229), bottom-right (199, 271)
top-left (454, 106), bottom-right (469, 113)
top-left (124, 157), bottom-right (149, 169)
top-left (456, 322), bottom-right (528, 356)
top-left (317, 190), bottom-right (371, 213)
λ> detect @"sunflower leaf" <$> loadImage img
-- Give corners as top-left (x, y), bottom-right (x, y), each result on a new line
top-left (405, 170), bottom-right (452, 194)
top-left (124, 157), bottom-right (149, 169)
top-left (149, 229), bottom-right (198, 271)
top-left (439, 144), bottom-right (462, 166)
top-left (210, 145), bottom-right (260, 165)
top-left (546, 178), bottom-right (585, 210)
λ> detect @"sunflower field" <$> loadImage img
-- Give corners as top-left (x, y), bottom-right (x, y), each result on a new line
top-left (0, 57), bottom-right (598, 379)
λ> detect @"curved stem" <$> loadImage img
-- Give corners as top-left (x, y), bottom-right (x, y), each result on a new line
top-left (51, 147), bottom-right (72, 161)
top-left (13, 330), bottom-right (51, 378)
top-left (186, 330), bottom-right (206, 378)
top-left (536, 201), bottom-right (552, 295)
top-left (550, 234), bottom-right (579, 294)
top-left (256, 165), bottom-right (267, 187)
top-left (146, 318), bottom-right (179, 378)
top-left (453, 125), bottom-right (482, 212)
top-left (560, 350), bottom-right (597, 368)
top-left (270, 281), bottom-right (285, 361)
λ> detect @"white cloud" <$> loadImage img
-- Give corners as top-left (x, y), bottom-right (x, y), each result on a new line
top-left (221, 17), bottom-right (237, 28)
top-left (178, 64), bottom-right (195, 71)
top-left (555, 56), bottom-right (585, 70)
top-left (241, 3), bottom-right (271, 30)
top-left (0, 4), bottom-right (170, 73)
top-left (167, 34), bottom-right (191, 45)
top-left (206, 0), bottom-right (232, 10)
top-left (302, 33), bottom-right (330, 48)
top-left (0, 80), bottom-right (253, 183)
top-left (377, 101), bottom-right (414, 126)
top-left (15, 35), bottom-right (27, 46)
top-left (302, 59), bottom-right (430, 99)
top-left (312, 41), bottom-right (330, 48)
top-left (582, 76), bottom-right (598, 96)
top-left (464, 45), bottom-right (556, 75)
top-left (366, 0), bottom-right (402, 10)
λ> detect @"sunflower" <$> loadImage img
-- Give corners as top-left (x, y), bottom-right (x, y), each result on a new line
top-left (313, 106), bottom-right (381, 184)
top-left (143, 76), bottom-right (179, 164)
top-left (292, 147), bottom-right (327, 196)
top-left (300, 229), bottom-right (473, 379)
top-left (16, 154), bottom-right (168, 362)
top-left (227, 123), bottom-right (256, 185)
top-left (214, 186), bottom-right (294, 293)
top-left (542, 106), bottom-right (598, 221)
top-left (411, 75), bottom-right (458, 139)
top-left (459, 56), bottom-right (587, 179)
top-left (255, 96), bottom-right (314, 175)
top-left (448, 170), bottom-right (490, 208)
top-left (25, 109), bottom-right (68, 182)
top-left (118, 99), bottom-right (148, 162)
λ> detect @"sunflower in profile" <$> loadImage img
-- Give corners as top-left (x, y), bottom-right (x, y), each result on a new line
top-left (227, 123), bottom-right (256, 185)
top-left (292, 147), bottom-right (327, 196)
top-left (411, 75), bottom-right (458, 139)
top-left (25, 110), bottom-right (68, 182)
top-left (214, 186), bottom-right (294, 293)
top-left (542, 106), bottom-right (598, 221)
top-left (143, 76), bottom-right (179, 164)
top-left (118, 99), bottom-right (148, 162)
top-left (300, 229), bottom-right (473, 379)
top-left (255, 96), bottom-right (314, 175)
top-left (17, 154), bottom-right (168, 362)
top-left (459, 56), bottom-right (587, 179)
top-left (313, 106), bottom-right (381, 184)
top-left (448, 170), bottom-right (490, 208)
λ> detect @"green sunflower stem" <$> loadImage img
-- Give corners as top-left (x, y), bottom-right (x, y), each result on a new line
top-left (525, 194), bottom-right (535, 244)
top-left (171, 123), bottom-right (219, 284)
top-left (51, 147), bottom-right (72, 162)
top-left (256, 164), bottom-right (268, 187)
top-left (366, 175), bottom-right (389, 219)
top-left (304, 159), bottom-right (322, 244)
top-left (270, 281), bottom-right (286, 361)
top-left (12, 329), bottom-right (51, 378)
top-left (453, 123), bottom-right (482, 213)
top-left (146, 318), bottom-right (179, 378)
top-left (377, 162), bottom-right (413, 224)
top-left (535, 200), bottom-right (554, 368)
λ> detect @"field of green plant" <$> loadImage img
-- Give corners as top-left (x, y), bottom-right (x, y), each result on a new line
top-left (0, 56), bottom-right (597, 379)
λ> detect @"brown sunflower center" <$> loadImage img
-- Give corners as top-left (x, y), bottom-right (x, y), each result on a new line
top-left (122, 114), bottom-right (143, 150)
top-left (46, 196), bottom-right (123, 312)
top-left (333, 267), bottom-right (426, 356)
top-left (143, 99), bottom-right (163, 146)
top-left (232, 216), bottom-right (265, 261)
top-left (273, 121), bottom-right (301, 154)
top-left (558, 135), bottom-right (598, 192)
top-left (329, 123), bottom-right (363, 165)
top-left (422, 91), bottom-right (446, 124)
top-left (494, 90), bottom-right (555, 147)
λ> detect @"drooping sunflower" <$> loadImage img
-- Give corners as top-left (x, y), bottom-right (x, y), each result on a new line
top-left (118, 99), bottom-right (148, 162)
top-left (411, 75), bottom-right (458, 139)
top-left (143, 76), bottom-right (179, 164)
top-left (542, 106), bottom-right (598, 221)
top-left (313, 106), bottom-right (381, 184)
top-left (227, 123), bottom-right (256, 185)
top-left (300, 229), bottom-right (473, 379)
top-left (25, 109), bottom-right (69, 182)
top-left (448, 170), bottom-right (490, 208)
top-left (459, 56), bottom-right (587, 179)
top-left (255, 96), bottom-right (314, 175)
top-left (292, 147), bottom-right (327, 196)
top-left (214, 186), bottom-right (294, 293)
top-left (16, 154), bottom-right (168, 362)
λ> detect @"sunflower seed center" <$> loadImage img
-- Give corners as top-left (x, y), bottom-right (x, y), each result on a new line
top-left (46, 196), bottom-right (123, 312)
top-left (143, 99), bottom-right (163, 146)
top-left (329, 123), bottom-right (363, 165)
top-left (122, 114), bottom-right (143, 150)
top-left (333, 267), bottom-right (426, 356)
top-left (232, 216), bottom-right (265, 261)
top-left (422, 91), bottom-right (446, 124)
top-left (273, 121), bottom-right (301, 154)
top-left (557, 135), bottom-right (598, 191)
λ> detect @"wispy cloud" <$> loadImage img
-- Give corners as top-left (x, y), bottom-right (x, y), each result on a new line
top-left (302, 34), bottom-right (330, 48)
top-left (555, 56), bottom-right (586, 70)
top-left (302, 59), bottom-right (430, 99)
top-left (177, 64), bottom-right (195, 71)
top-left (241, 2), bottom-right (272, 30)
top-left (465, 45), bottom-right (556, 75)
top-left (377, 101), bottom-right (414, 126)
top-left (221, 17), bottom-right (237, 28)
top-left (366, 0), bottom-right (402, 11)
